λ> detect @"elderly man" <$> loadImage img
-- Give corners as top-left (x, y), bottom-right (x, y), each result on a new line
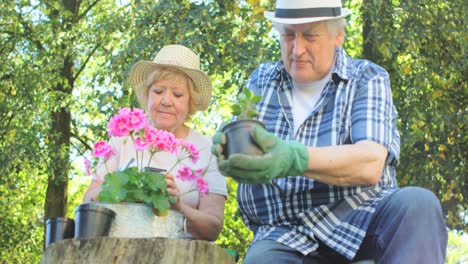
top-left (212, 0), bottom-right (447, 263)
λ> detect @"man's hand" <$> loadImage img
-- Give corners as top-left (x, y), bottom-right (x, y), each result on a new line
top-left (211, 125), bottom-right (309, 184)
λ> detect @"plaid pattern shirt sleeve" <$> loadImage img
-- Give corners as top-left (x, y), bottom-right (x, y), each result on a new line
top-left (238, 48), bottom-right (401, 260)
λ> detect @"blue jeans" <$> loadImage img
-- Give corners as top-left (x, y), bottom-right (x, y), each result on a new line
top-left (243, 187), bottom-right (447, 264)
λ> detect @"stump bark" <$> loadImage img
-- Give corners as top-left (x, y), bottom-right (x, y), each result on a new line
top-left (41, 237), bottom-right (235, 264)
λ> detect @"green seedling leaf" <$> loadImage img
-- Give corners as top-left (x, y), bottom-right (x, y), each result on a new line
top-left (231, 88), bottom-right (261, 119)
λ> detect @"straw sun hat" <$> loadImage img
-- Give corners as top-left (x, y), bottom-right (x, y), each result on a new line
top-left (129, 44), bottom-right (212, 112)
top-left (264, 0), bottom-right (351, 24)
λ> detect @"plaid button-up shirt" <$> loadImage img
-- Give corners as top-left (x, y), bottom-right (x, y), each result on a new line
top-left (238, 48), bottom-right (400, 260)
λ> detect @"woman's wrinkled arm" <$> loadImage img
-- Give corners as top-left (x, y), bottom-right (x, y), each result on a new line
top-left (180, 193), bottom-right (226, 241)
top-left (166, 173), bottom-right (226, 241)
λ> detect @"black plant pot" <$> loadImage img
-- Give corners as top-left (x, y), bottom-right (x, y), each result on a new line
top-left (74, 203), bottom-right (116, 239)
top-left (45, 217), bottom-right (75, 247)
top-left (222, 119), bottom-right (265, 157)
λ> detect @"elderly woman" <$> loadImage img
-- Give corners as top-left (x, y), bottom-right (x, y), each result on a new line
top-left (83, 44), bottom-right (227, 241)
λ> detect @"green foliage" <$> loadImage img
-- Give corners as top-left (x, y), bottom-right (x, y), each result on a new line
top-left (1, 0), bottom-right (466, 262)
top-left (0, 169), bottom-right (45, 263)
top-left (0, 0), bottom-right (130, 260)
top-left (361, 0), bottom-right (467, 232)
top-left (98, 168), bottom-right (173, 215)
top-left (215, 179), bottom-right (253, 262)
top-left (446, 231), bottom-right (468, 264)
top-left (231, 88), bottom-right (262, 119)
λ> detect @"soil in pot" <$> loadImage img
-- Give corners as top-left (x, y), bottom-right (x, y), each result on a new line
top-left (222, 119), bottom-right (265, 157)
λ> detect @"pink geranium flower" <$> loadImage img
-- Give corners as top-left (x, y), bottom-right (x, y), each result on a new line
top-left (86, 107), bottom-right (210, 214)
top-left (84, 157), bottom-right (92, 176)
top-left (108, 108), bottom-right (148, 137)
top-left (176, 166), bottom-right (193, 181)
top-left (176, 167), bottom-right (203, 182)
top-left (108, 113), bottom-right (130, 137)
top-left (195, 177), bottom-right (209, 194)
top-left (179, 141), bottom-right (200, 163)
top-left (133, 136), bottom-right (149, 151)
top-left (119, 107), bottom-right (132, 115)
top-left (92, 141), bottom-right (116, 160)
top-left (144, 126), bottom-right (178, 154)
top-left (128, 108), bottom-right (148, 131)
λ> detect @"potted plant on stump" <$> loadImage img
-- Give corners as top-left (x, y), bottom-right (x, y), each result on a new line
top-left (222, 88), bottom-right (265, 157)
top-left (75, 107), bottom-right (209, 239)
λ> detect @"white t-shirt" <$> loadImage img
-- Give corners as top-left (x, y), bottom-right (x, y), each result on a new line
top-left (292, 75), bottom-right (330, 135)
top-left (95, 128), bottom-right (228, 209)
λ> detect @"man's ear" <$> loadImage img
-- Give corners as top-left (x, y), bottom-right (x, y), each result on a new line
top-left (335, 29), bottom-right (345, 47)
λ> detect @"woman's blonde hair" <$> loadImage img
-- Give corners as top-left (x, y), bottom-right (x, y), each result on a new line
top-left (136, 66), bottom-right (199, 121)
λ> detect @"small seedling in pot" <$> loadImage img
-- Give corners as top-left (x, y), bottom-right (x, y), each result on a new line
top-left (222, 88), bottom-right (265, 157)
top-left (231, 88), bottom-right (262, 119)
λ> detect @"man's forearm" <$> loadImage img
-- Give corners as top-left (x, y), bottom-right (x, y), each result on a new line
top-left (304, 140), bottom-right (387, 186)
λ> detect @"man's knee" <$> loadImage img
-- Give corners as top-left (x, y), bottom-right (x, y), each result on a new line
top-left (243, 240), bottom-right (302, 264)
top-left (362, 187), bottom-right (447, 263)
top-left (390, 187), bottom-right (442, 215)
top-left (378, 186), bottom-right (447, 237)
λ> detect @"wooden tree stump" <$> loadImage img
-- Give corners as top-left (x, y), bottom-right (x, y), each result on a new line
top-left (41, 237), bottom-right (235, 264)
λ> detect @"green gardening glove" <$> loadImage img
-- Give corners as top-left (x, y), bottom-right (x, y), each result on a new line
top-left (211, 125), bottom-right (309, 184)
top-left (211, 126), bottom-right (228, 166)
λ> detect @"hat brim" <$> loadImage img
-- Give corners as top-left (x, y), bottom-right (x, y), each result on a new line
top-left (264, 8), bottom-right (352, 24)
top-left (129, 61), bottom-right (212, 111)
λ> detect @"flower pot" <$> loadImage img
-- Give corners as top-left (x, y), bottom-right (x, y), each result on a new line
top-left (222, 119), bottom-right (265, 157)
top-left (90, 202), bottom-right (186, 239)
top-left (74, 203), bottom-right (116, 239)
top-left (45, 217), bottom-right (75, 247)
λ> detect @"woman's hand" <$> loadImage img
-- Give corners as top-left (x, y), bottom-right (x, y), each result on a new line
top-left (82, 180), bottom-right (103, 202)
top-left (165, 173), bottom-right (182, 211)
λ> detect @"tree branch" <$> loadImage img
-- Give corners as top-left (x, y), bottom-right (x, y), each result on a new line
top-left (39, 0), bottom-right (59, 15)
top-left (16, 13), bottom-right (45, 51)
top-left (77, 0), bottom-right (100, 21)
top-left (70, 131), bottom-right (93, 154)
top-left (0, 100), bottom-right (17, 142)
top-left (0, 30), bottom-right (16, 36)
top-left (74, 43), bottom-right (101, 80)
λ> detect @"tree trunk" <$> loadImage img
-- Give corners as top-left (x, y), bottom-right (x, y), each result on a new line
top-left (44, 0), bottom-right (79, 248)
top-left (361, 0), bottom-right (394, 63)
top-left (361, 0), bottom-right (378, 62)
top-left (41, 237), bottom-right (236, 264)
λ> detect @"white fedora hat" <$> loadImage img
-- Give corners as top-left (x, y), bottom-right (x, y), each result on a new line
top-left (129, 44), bottom-right (212, 112)
top-left (264, 0), bottom-right (352, 24)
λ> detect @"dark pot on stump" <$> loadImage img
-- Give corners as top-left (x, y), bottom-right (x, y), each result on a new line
top-left (222, 119), bottom-right (265, 157)
top-left (74, 203), bottom-right (116, 239)
top-left (45, 217), bottom-right (75, 247)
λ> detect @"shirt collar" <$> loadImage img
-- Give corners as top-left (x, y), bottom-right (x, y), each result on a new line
top-left (331, 47), bottom-right (350, 82)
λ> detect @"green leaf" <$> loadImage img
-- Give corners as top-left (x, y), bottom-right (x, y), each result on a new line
top-left (151, 193), bottom-right (170, 213)
top-left (98, 170), bottom-right (130, 202)
top-left (143, 171), bottom-right (167, 191)
top-left (231, 104), bottom-right (242, 116)
top-left (244, 88), bottom-right (253, 99)
top-left (231, 88), bottom-right (261, 119)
